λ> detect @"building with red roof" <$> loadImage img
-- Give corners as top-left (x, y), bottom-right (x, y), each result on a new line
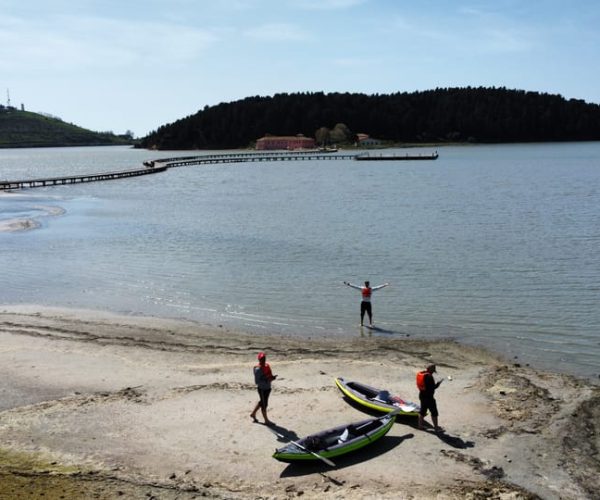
top-left (256, 134), bottom-right (316, 150)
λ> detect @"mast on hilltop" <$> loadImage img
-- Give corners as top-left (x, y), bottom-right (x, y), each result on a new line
top-left (6, 89), bottom-right (11, 107)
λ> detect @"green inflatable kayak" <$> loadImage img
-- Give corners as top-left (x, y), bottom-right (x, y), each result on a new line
top-left (272, 412), bottom-right (396, 464)
top-left (335, 377), bottom-right (421, 417)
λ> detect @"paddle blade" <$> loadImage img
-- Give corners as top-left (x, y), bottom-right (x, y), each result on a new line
top-left (383, 408), bottom-right (402, 418)
top-left (290, 441), bottom-right (336, 467)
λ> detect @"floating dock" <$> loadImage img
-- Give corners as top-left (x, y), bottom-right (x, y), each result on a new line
top-left (354, 152), bottom-right (438, 161)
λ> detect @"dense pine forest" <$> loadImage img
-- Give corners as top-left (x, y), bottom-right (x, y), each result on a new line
top-left (139, 87), bottom-right (600, 150)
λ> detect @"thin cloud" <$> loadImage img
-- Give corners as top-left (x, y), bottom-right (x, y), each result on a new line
top-left (332, 56), bottom-right (378, 68)
top-left (0, 14), bottom-right (218, 72)
top-left (389, 12), bottom-right (535, 55)
top-left (456, 6), bottom-right (537, 52)
top-left (244, 23), bottom-right (312, 42)
top-left (294, 0), bottom-right (366, 10)
top-left (479, 27), bottom-right (534, 53)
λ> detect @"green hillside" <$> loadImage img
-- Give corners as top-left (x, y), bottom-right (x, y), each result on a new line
top-left (0, 106), bottom-right (133, 148)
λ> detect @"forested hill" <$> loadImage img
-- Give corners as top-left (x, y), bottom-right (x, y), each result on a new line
top-left (0, 106), bottom-right (133, 148)
top-left (139, 87), bottom-right (600, 150)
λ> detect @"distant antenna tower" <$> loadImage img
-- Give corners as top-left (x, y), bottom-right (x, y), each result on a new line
top-left (6, 89), bottom-right (11, 107)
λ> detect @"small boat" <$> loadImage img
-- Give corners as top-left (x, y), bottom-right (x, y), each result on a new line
top-left (335, 377), bottom-right (421, 417)
top-left (272, 412), bottom-right (396, 464)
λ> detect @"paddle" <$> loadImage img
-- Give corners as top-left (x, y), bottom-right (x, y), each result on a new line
top-left (382, 408), bottom-right (401, 418)
top-left (269, 428), bottom-right (336, 467)
top-left (342, 409), bottom-right (400, 439)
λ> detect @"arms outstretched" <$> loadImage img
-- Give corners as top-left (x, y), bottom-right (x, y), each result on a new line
top-left (343, 281), bottom-right (361, 290)
top-left (343, 281), bottom-right (390, 290)
top-left (372, 283), bottom-right (390, 291)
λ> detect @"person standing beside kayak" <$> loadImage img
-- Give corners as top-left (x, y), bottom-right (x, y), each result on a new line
top-left (343, 280), bottom-right (389, 327)
top-left (417, 364), bottom-right (443, 432)
top-left (250, 351), bottom-right (277, 426)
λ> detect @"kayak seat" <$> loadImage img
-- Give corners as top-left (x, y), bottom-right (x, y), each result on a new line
top-left (354, 421), bottom-right (380, 434)
top-left (337, 425), bottom-right (358, 444)
top-left (371, 390), bottom-right (391, 404)
top-left (324, 436), bottom-right (339, 447)
top-left (304, 436), bottom-right (326, 451)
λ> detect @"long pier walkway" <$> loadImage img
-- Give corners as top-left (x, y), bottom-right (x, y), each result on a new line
top-left (0, 151), bottom-right (359, 191)
top-left (0, 164), bottom-right (169, 190)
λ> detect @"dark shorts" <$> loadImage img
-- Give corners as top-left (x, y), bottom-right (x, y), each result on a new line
top-left (257, 388), bottom-right (271, 409)
top-left (360, 301), bottom-right (372, 317)
top-left (419, 393), bottom-right (438, 417)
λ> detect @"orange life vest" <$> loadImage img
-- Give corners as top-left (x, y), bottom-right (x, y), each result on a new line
top-left (416, 370), bottom-right (428, 391)
top-left (362, 287), bottom-right (372, 299)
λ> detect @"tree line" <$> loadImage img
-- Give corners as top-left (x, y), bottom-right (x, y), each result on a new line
top-left (139, 87), bottom-right (600, 150)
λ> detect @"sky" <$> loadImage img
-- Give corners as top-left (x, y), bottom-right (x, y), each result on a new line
top-left (2, 0), bottom-right (599, 138)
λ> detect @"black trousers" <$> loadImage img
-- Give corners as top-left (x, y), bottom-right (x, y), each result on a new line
top-left (257, 388), bottom-right (271, 409)
top-left (360, 301), bottom-right (372, 321)
top-left (419, 392), bottom-right (438, 417)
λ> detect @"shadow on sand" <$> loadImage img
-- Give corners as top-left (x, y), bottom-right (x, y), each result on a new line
top-left (339, 396), bottom-right (474, 450)
top-left (259, 421), bottom-right (300, 443)
top-left (360, 325), bottom-right (404, 335)
top-left (422, 426), bottom-right (475, 449)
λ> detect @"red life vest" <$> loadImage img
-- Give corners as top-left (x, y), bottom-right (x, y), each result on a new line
top-left (362, 287), bottom-right (372, 299)
top-left (257, 363), bottom-right (274, 381)
top-left (416, 370), bottom-right (428, 391)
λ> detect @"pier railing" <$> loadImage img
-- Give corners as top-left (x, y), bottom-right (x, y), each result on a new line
top-left (0, 164), bottom-right (169, 190)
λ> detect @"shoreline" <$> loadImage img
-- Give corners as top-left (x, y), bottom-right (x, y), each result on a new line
top-left (0, 306), bottom-right (598, 499)
top-left (3, 144), bottom-right (599, 387)
top-left (2, 303), bottom-right (598, 386)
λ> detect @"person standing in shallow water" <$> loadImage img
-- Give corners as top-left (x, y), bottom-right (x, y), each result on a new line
top-left (343, 280), bottom-right (389, 327)
top-left (250, 352), bottom-right (277, 425)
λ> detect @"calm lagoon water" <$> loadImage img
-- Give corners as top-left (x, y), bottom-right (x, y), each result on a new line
top-left (1, 144), bottom-right (599, 380)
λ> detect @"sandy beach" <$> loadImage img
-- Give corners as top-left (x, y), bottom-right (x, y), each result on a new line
top-left (0, 306), bottom-right (598, 499)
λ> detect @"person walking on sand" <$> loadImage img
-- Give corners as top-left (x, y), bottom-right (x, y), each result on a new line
top-left (343, 280), bottom-right (389, 327)
top-left (250, 351), bottom-right (277, 425)
top-left (417, 364), bottom-right (443, 432)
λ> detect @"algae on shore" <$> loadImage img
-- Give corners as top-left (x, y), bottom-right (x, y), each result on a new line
top-left (0, 448), bottom-right (205, 500)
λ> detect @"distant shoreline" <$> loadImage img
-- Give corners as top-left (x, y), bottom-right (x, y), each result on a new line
top-left (1, 138), bottom-right (598, 151)
top-left (137, 138), bottom-right (600, 152)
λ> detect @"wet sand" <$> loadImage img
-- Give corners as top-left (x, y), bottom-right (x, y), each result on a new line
top-left (0, 306), bottom-right (598, 499)
top-left (0, 218), bottom-right (40, 232)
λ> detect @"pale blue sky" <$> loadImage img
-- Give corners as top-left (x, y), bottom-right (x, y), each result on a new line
top-left (2, 0), bottom-right (599, 137)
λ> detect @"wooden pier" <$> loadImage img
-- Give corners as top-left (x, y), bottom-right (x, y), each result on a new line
top-left (153, 151), bottom-right (357, 168)
top-left (1, 152), bottom-right (357, 191)
top-left (0, 164), bottom-right (168, 191)
top-left (0, 149), bottom-right (437, 191)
